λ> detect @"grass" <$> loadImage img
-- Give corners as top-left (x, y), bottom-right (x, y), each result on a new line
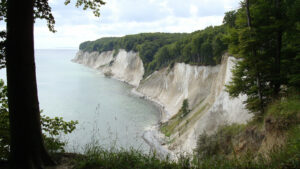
top-left (264, 94), bottom-right (300, 130)
top-left (193, 125), bottom-right (300, 169)
top-left (74, 144), bottom-right (192, 169)
top-left (177, 104), bottom-right (208, 137)
top-left (160, 120), bottom-right (180, 137)
top-left (266, 125), bottom-right (300, 168)
top-left (160, 103), bottom-right (208, 138)
top-left (74, 125), bottom-right (299, 169)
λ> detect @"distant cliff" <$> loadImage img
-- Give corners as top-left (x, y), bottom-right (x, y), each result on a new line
top-left (73, 49), bottom-right (144, 86)
top-left (78, 27), bottom-right (227, 77)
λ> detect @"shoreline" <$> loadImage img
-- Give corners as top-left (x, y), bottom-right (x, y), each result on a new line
top-left (130, 88), bottom-right (175, 159)
top-left (73, 58), bottom-right (175, 159)
top-left (130, 88), bottom-right (172, 123)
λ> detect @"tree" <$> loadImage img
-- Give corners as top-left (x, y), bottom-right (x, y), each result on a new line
top-left (4, 0), bottom-right (105, 168)
top-left (223, 10), bottom-right (237, 28)
top-left (226, 0), bottom-right (274, 114)
top-left (180, 99), bottom-right (190, 118)
top-left (226, 0), bottom-right (300, 114)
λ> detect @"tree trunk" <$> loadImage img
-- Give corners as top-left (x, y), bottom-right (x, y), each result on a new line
top-left (274, 30), bottom-right (282, 95)
top-left (6, 0), bottom-right (54, 168)
top-left (246, 0), bottom-right (252, 28)
top-left (246, 0), bottom-right (264, 114)
top-left (256, 74), bottom-right (264, 114)
top-left (274, 0), bottom-right (282, 96)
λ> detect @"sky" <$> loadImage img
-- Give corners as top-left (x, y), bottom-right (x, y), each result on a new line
top-left (33, 0), bottom-right (241, 49)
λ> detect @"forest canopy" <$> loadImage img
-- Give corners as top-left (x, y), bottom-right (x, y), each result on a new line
top-left (79, 26), bottom-right (228, 76)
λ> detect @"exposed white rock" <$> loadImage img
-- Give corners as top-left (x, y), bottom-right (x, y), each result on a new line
top-left (137, 64), bottom-right (220, 122)
top-left (72, 50), bottom-right (114, 69)
top-left (177, 56), bottom-right (253, 153)
top-left (135, 55), bottom-right (252, 153)
top-left (142, 126), bottom-right (175, 159)
top-left (73, 49), bottom-right (144, 87)
top-left (73, 50), bottom-right (252, 155)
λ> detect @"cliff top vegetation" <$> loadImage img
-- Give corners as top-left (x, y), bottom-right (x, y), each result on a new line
top-left (79, 25), bottom-right (228, 76)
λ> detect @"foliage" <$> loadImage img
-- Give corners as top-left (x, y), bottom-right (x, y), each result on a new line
top-left (195, 126), bottom-right (300, 169)
top-left (160, 99), bottom-right (191, 137)
top-left (195, 124), bottom-right (245, 160)
top-left (150, 25), bottom-right (227, 73)
top-left (195, 94), bottom-right (300, 168)
top-left (0, 0), bottom-right (100, 166)
top-left (226, 0), bottom-right (300, 114)
top-left (79, 33), bottom-right (188, 76)
top-left (0, 0), bottom-right (106, 68)
top-left (0, 79), bottom-right (78, 160)
top-left (0, 0), bottom-right (102, 159)
top-left (75, 143), bottom-right (193, 169)
top-left (265, 91), bottom-right (300, 130)
top-left (180, 99), bottom-right (190, 118)
top-left (76, 113), bottom-right (299, 169)
top-left (79, 25), bottom-right (228, 77)
top-left (65, 0), bottom-right (105, 17)
top-left (0, 80), bottom-right (9, 160)
top-left (41, 112), bottom-right (78, 153)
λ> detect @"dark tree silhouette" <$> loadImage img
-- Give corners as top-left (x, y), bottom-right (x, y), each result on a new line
top-left (5, 0), bottom-right (105, 168)
top-left (6, 0), bottom-right (54, 168)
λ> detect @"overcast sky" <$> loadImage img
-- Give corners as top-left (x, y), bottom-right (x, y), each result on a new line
top-left (33, 0), bottom-right (241, 49)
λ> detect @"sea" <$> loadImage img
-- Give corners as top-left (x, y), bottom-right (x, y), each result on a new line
top-left (0, 49), bottom-right (160, 153)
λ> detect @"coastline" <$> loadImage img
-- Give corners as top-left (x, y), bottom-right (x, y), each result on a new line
top-left (72, 58), bottom-right (175, 159)
top-left (131, 88), bottom-right (172, 123)
top-left (130, 88), bottom-right (175, 159)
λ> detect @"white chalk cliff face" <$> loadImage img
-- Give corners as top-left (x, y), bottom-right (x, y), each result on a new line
top-left (137, 63), bottom-right (220, 122)
top-left (73, 49), bottom-right (144, 87)
top-left (73, 50), bottom-right (252, 153)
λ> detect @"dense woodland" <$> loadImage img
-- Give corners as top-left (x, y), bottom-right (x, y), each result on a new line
top-left (79, 25), bottom-right (227, 76)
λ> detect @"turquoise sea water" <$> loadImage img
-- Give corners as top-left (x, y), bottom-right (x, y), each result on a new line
top-left (0, 49), bottom-right (160, 152)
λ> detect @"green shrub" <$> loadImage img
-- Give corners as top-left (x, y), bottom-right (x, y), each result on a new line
top-left (194, 95), bottom-right (300, 168)
top-left (265, 94), bottom-right (300, 130)
top-left (195, 124), bottom-right (245, 160)
top-left (266, 126), bottom-right (300, 168)
top-left (180, 99), bottom-right (190, 118)
top-left (195, 132), bottom-right (220, 160)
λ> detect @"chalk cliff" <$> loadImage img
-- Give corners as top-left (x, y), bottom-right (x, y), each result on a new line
top-left (73, 49), bottom-right (252, 153)
top-left (73, 49), bottom-right (144, 87)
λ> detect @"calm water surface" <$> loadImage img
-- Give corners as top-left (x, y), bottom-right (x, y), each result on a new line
top-left (0, 49), bottom-right (160, 152)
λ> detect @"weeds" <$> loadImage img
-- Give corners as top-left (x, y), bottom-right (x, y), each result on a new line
top-left (75, 145), bottom-right (187, 169)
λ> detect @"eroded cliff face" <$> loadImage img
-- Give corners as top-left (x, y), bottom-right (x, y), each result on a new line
top-left (73, 50), bottom-right (252, 153)
top-left (136, 56), bottom-right (252, 153)
top-left (137, 63), bottom-right (220, 122)
top-left (174, 56), bottom-right (252, 153)
top-left (73, 49), bottom-right (144, 87)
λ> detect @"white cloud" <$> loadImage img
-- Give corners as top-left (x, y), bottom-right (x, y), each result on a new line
top-left (34, 24), bottom-right (101, 49)
top-left (34, 0), bottom-right (240, 49)
top-left (49, 0), bottom-right (59, 5)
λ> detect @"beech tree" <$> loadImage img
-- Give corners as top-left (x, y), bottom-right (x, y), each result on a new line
top-left (226, 0), bottom-right (300, 114)
top-left (4, 0), bottom-right (105, 168)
